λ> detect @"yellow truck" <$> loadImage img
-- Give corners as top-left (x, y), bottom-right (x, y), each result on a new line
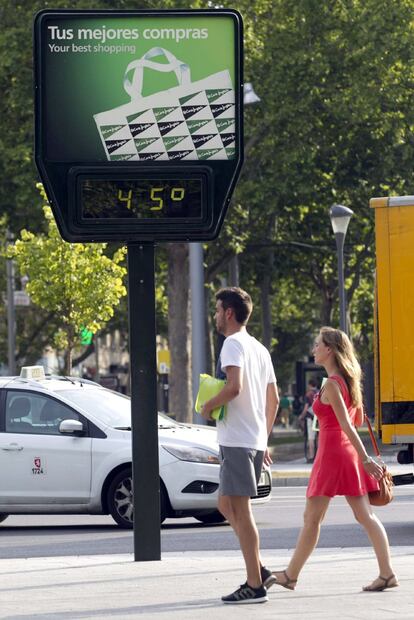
top-left (371, 196), bottom-right (414, 485)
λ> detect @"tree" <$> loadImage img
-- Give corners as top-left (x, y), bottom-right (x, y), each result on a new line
top-left (7, 187), bottom-right (127, 374)
top-left (205, 0), bottom-right (414, 381)
top-left (167, 243), bottom-right (192, 422)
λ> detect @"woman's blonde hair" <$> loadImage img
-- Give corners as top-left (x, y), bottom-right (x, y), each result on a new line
top-left (320, 326), bottom-right (363, 408)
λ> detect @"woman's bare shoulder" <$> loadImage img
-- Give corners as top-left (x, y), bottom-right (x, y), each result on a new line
top-left (323, 377), bottom-right (343, 398)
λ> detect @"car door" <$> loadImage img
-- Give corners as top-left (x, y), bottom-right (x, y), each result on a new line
top-left (0, 389), bottom-right (92, 505)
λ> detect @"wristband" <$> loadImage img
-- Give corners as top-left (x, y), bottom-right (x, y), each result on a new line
top-left (362, 455), bottom-right (373, 465)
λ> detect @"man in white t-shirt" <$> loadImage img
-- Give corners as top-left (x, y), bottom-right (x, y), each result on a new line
top-left (201, 287), bottom-right (279, 604)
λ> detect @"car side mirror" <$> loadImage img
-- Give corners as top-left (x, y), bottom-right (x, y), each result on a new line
top-left (59, 419), bottom-right (84, 435)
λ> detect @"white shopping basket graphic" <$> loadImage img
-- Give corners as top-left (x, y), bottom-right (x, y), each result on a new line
top-left (94, 47), bottom-right (235, 162)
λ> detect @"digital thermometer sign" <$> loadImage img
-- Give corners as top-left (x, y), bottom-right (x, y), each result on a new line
top-left (34, 9), bottom-right (243, 242)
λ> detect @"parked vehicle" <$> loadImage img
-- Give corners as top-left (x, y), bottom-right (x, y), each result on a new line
top-left (0, 367), bottom-right (272, 527)
top-left (371, 195), bottom-right (414, 484)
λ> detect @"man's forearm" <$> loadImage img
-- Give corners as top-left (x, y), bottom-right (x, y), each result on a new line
top-left (204, 382), bottom-right (240, 413)
top-left (266, 387), bottom-right (279, 436)
top-left (266, 407), bottom-right (278, 436)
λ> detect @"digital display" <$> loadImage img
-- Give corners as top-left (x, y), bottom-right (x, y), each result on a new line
top-left (80, 178), bottom-right (203, 220)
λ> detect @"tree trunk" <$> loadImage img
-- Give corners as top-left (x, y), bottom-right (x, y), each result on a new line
top-left (64, 325), bottom-right (76, 375)
top-left (310, 261), bottom-right (335, 327)
top-left (72, 342), bottom-right (95, 368)
top-left (167, 243), bottom-right (192, 423)
top-left (320, 286), bottom-right (334, 326)
top-left (64, 346), bottom-right (73, 376)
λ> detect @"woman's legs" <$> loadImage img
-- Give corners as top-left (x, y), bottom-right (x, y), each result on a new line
top-left (345, 494), bottom-right (398, 589)
top-left (273, 496), bottom-right (331, 585)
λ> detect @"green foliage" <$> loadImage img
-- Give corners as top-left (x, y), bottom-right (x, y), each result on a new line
top-left (7, 187), bottom-right (127, 370)
top-left (2, 0), bottom-right (414, 388)
top-left (206, 0), bottom-right (414, 381)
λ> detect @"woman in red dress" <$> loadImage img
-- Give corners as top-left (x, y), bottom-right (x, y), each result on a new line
top-left (272, 327), bottom-right (398, 592)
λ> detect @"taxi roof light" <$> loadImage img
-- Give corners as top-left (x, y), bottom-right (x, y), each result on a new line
top-left (20, 365), bottom-right (46, 380)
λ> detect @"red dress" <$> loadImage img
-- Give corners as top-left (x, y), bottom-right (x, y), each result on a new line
top-left (307, 375), bottom-right (379, 498)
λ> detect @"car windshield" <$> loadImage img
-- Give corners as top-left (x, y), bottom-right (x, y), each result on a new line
top-left (55, 387), bottom-right (178, 429)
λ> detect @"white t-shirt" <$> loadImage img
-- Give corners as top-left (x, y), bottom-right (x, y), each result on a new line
top-left (217, 330), bottom-right (277, 450)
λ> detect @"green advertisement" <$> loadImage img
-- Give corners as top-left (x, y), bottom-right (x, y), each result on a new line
top-left (42, 14), bottom-right (237, 163)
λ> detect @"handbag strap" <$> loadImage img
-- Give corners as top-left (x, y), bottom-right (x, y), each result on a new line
top-left (364, 414), bottom-right (381, 458)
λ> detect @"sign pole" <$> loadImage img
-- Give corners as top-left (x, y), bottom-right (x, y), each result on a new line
top-left (127, 243), bottom-right (160, 561)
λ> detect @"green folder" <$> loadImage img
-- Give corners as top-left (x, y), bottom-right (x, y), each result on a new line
top-left (195, 373), bottom-right (227, 421)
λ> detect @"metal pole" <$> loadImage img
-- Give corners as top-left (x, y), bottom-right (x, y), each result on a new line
top-left (6, 230), bottom-right (16, 375)
top-left (228, 255), bottom-right (240, 287)
top-left (335, 232), bottom-right (347, 334)
top-left (127, 243), bottom-right (160, 561)
top-left (189, 242), bottom-right (207, 424)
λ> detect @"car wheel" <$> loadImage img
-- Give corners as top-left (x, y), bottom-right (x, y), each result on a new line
top-left (160, 482), bottom-right (168, 524)
top-left (108, 468), bottom-right (134, 529)
top-left (107, 469), bottom-right (169, 528)
top-left (194, 510), bottom-right (226, 524)
top-left (0, 514), bottom-right (9, 524)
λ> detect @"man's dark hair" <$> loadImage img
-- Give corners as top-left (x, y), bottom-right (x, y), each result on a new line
top-left (216, 287), bottom-right (253, 324)
top-left (308, 378), bottom-right (317, 388)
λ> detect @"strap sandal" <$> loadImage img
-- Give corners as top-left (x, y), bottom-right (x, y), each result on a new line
top-left (271, 569), bottom-right (297, 591)
top-left (362, 574), bottom-right (399, 592)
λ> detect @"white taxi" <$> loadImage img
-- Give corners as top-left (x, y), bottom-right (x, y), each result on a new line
top-left (0, 367), bottom-right (272, 528)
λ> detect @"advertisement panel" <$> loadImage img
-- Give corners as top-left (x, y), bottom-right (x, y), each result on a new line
top-left (41, 15), bottom-right (237, 163)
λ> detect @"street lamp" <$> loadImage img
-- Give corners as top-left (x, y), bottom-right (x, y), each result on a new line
top-left (243, 82), bottom-right (261, 105)
top-left (329, 204), bottom-right (354, 334)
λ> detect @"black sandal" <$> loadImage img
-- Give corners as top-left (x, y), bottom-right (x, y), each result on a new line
top-left (271, 569), bottom-right (297, 591)
top-left (362, 574), bottom-right (399, 592)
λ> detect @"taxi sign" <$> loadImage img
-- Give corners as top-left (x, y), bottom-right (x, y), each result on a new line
top-left (20, 366), bottom-right (46, 380)
top-left (34, 9), bottom-right (243, 242)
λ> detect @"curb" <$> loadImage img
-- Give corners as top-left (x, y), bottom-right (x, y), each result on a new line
top-left (271, 470), bottom-right (310, 487)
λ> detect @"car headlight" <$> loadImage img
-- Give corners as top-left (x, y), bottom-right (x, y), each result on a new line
top-left (162, 444), bottom-right (219, 464)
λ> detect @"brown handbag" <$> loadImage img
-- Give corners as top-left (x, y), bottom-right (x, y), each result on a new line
top-left (364, 414), bottom-right (394, 506)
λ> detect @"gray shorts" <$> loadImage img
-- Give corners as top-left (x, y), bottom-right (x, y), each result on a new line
top-left (218, 445), bottom-right (264, 497)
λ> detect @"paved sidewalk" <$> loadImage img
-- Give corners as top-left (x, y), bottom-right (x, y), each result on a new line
top-left (0, 547), bottom-right (412, 619)
top-left (1, 428), bottom-right (411, 619)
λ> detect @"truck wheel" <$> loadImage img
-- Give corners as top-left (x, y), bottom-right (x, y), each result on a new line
top-left (397, 449), bottom-right (413, 464)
